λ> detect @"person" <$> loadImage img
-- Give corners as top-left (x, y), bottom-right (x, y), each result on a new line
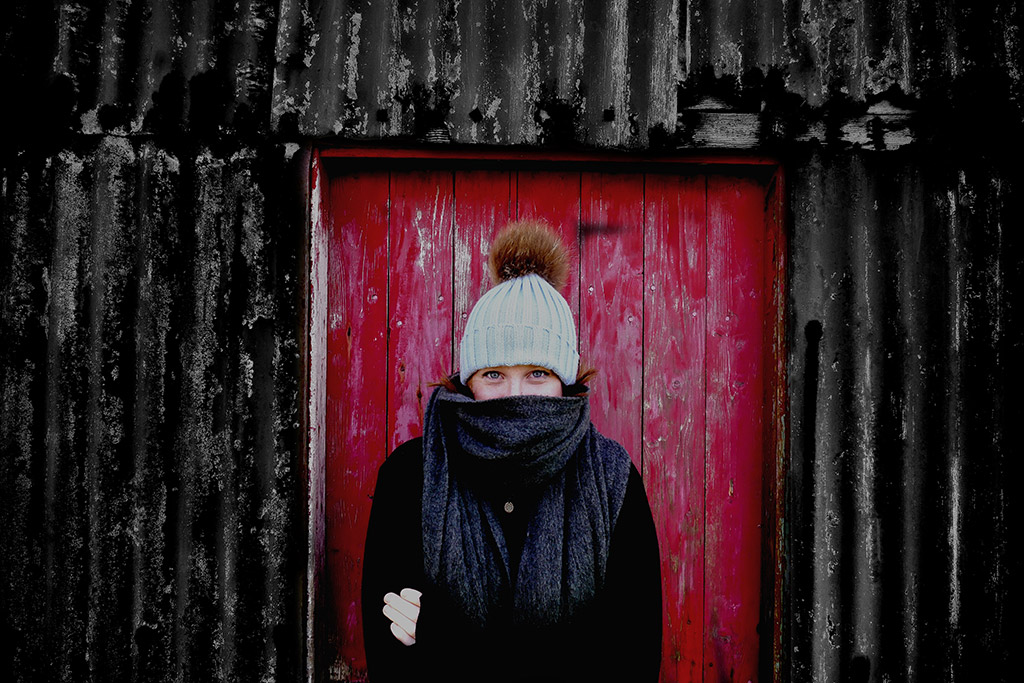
top-left (361, 220), bottom-right (661, 682)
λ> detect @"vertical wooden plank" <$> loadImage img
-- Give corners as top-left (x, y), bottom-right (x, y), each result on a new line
top-left (579, 172), bottom-right (644, 462)
top-left (643, 173), bottom-right (708, 683)
top-left (763, 168), bottom-right (788, 683)
top-left (704, 174), bottom-right (766, 682)
top-left (515, 171), bottom-right (582, 326)
top-left (453, 170), bottom-right (513, 366)
top-left (325, 170), bottom-right (390, 678)
top-left (388, 171), bottom-right (454, 449)
top-left (307, 151), bottom-right (328, 680)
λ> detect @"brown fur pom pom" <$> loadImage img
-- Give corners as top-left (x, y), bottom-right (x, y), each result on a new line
top-left (487, 219), bottom-right (570, 291)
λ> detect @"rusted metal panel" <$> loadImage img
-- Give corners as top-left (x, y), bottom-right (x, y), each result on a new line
top-left (0, 141), bottom-right (309, 682)
top-left (5, 1), bottom-right (1020, 148)
top-left (785, 149), bottom-right (1018, 683)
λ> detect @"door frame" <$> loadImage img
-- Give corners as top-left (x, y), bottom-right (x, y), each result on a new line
top-left (305, 146), bottom-right (787, 683)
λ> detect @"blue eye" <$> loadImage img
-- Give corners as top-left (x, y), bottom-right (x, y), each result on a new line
top-left (483, 370), bottom-right (501, 380)
top-left (531, 369), bottom-right (550, 378)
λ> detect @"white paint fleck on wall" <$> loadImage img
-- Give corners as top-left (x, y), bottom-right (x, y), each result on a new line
top-left (345, 13), bottom-right (362, 101)
top-left (485, 97), bottom-right (502, 119)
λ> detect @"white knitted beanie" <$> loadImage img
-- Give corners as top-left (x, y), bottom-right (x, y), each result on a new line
top-left (459, 221), bottom-right (579, 385)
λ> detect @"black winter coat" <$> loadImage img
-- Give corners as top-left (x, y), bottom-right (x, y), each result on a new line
top-left (361, 436), bottom-right (662, 682)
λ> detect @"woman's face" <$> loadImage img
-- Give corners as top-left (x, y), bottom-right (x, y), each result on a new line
top-left (467, 365), bottom-right (563, 400)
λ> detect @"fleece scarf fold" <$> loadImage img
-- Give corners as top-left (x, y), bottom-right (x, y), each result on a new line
top-left (422, 386), bottom-right (631, 629)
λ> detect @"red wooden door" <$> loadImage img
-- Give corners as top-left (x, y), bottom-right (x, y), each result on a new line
top-left (319, 159), bottom-right (785, 682)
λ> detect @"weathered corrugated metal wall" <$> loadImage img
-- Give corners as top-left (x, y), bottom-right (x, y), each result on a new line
top-left (786, 150), bottom-right (1019, 682)
top-left (1, 1), bottom-right (1019, 682)
top-left (0, 140), bottom-right (311, 681)
top-left (6, 0), bottom-right (1021, 147)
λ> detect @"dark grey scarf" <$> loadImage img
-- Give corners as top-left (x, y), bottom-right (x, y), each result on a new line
top-left (422, 386), bottom-right (631, 628)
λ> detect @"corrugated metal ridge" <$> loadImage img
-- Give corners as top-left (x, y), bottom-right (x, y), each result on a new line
top-left (1, 1), bottom-right (1019, 148)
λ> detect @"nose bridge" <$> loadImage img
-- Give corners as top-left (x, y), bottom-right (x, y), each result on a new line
top-left (508, 374), bottom-right (524, 396)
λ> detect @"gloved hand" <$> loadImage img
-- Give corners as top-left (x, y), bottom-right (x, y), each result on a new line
top-left (382, 588), bottom-right (422, 646)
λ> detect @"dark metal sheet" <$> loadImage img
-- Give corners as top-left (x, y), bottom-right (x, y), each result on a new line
top-left (0, 141), bottom-right (310, 682)
top-left (3, 1), bottom-right (1020, 145)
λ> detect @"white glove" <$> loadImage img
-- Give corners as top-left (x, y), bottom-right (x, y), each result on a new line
top-left (382, 588), bottom-right (422, 646)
